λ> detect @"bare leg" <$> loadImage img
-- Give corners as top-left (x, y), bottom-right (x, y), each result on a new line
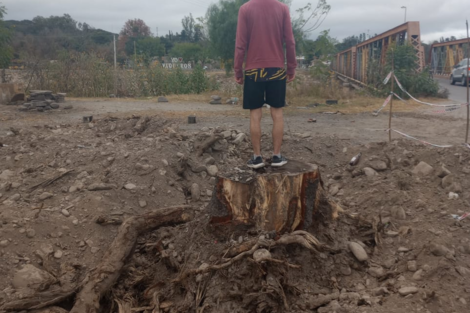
top-left (270, 107), bottom-right (284, 155)
top-left (250, 108), bottom-right (263, 156)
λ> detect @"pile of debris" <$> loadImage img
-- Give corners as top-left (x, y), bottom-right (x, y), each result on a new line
top-left (19, 90), bottom-right (69, 112)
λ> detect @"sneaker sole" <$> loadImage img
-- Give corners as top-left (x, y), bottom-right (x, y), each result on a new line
top-left (247, 163), bottom-right (266, 169)
top-left (271, 161), bottom-right (288, 167)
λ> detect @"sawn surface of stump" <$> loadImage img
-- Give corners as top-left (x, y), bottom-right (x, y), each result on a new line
top-left (209, 160), bottom-right (338, 234)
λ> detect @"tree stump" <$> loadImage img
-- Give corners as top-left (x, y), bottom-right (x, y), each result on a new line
top-left (209, 160), bottom-right (340, 234)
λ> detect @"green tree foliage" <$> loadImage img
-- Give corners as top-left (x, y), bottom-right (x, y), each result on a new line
top-left (126, 37), bottom-right (165, 63)
top-left (0, 4), bottom-right (13, 68)
top-left (170, 42), bottom-right (205, 63)
top-left (335, 35), bottom-right (361, 52)
top-left (206, 0), bottom-right (248, 73)
top-left (309, 30), bottom-right (337, 82)
top-left (385, 44), bottom-right (439, 97)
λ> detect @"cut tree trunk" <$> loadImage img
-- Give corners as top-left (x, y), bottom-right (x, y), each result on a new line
top-left (209, 160), bottom-right (340, 234)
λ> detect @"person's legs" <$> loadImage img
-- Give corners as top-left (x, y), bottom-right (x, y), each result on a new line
top-left (270, 107), bottom-right (284, 155)
top-left (250, 108), bottom-right (263, 156)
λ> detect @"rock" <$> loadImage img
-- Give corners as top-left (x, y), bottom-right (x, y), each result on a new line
top-left (391, 207), bottom-right (406, 220)
top-left (26, 229), bottom-right (36, 238)
top-left (371, 287), bottom-right (389, 296)
top-left (448, 192), bottom-right (459, 200)
top-left (12, 264), bottom-right (55, 291)
top-left (162, 159), bottom-right (169, 166)
top-left (368, 266), bottom-right (385, 278)
top-left (63, 104), bottom-right (73, 110)
top-left (233, 133), bottom-right (246, 144)
top-left (0, 239), bottom-right (9, 247)
top-left (348, 242), bottom-right (368, 262)
top-left (211, 95), bottom-right (221, 101)
top-left (329, 184), bottom-right (340, 196)
top-left (253, 249), bottom-right (272, 263)
top-left (124, 183), bottom-right (137, 190)
top-left (50, 103), bottom-right (60, 109)
top-left (157, 96), bottom-right (169, 103)
top-left (407, 260), bottom-right (417, 272)
top-left (398, 286), bottom-right (419, 296)
top-left (221, 130), bottom-right (232, 138)
top-left (40, 243), bottom-right (54, 255)
top-left (39, 192), bottom-right (54, 200)
top-left (54, 250), bottom-right (63, 259)
top-left (412, 161), bottom-right (434, 176)
top-left (412, 269), bottom-right (424, 280)
top-left (9, 193), bottom-right (21, 201)
top-left (191, 183), bottom-right (201, 201)
top-left (209, 177), bottom-right (216, 185)
top-left (442, 175), bottom-right (454, 189)
top-left (61, 209), bottom-right (70, 217)
top-left (0, 169), bottom-right (14, 181)
top-left (204, 157), bottom-right (216, 165)
top-left (437, 165), bottom-right (451, 178)
top-left (456, 266), bottom-right (470, 276)
top-left (430, 243), bottom-right (451, 256)
top-left (139, 200), bottom-right (147, 208)
top-left (363, 167), bottom-right (378, 177)
top-left (69, 180), bottom-right (84, 193)
top-left (207, 165), bottom-right (219, 177)
top-left (340, 264), bottom-right (352, 276)
top-left (206, 189), bottom-right (213, 197)
top-left (449, 182), bottom-right (462, 193)
top-left (87, 183), bottom-right (115, 191)
top-left (369, 160), bottom-right (388, 171)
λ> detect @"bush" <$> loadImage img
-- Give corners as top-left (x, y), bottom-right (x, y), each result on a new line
top-left (28, 52), bottom-right (218, 97)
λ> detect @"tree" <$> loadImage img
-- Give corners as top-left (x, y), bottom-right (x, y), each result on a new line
top-left (170, 42), bottom-right (204, 63)
top-left (181, 14), bottom-right (195, 42)
top-left (0, 3), bottom-right (13, 68)
top-left (120, 19), bottom-right (152, 38)
top-left (335, 35), bottom-right (360, 52)
top-left (135, 37), bottom-right (165, 62)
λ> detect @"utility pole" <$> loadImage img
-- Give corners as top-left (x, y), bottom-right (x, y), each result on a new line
top-left (401, 6), bottom-right (407, 23)
top-left (113, 34), bottom-right (117, 96)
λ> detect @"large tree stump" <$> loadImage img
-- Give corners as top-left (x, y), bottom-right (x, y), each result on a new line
top-left (209, 160), bottom-right (340, 234)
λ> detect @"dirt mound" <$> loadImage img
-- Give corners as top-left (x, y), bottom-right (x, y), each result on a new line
top-left (1, 116), bottom-right (470, 313)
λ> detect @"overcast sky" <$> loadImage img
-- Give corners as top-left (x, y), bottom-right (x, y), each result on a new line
top-left (2, 0), bottom-right (469, 44)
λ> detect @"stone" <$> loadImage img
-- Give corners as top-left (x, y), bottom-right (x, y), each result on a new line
top-left (61, 209), bottom-right (70, 217)
top-left (54, 250), bottom-right (63, 259)
top-left (125, 183), bottom-right (137, 190)
top-left (206, 189), bottom-right (213, 197)
top-left (398, 287), bottom-right (419, 296)
top-left (407, 260), bottom-right (418, 272)
top-left (412, 269), bottom-right (424, 280)
top-left (348, 241), bottom-right (368, 262)
top-left (207, 165), bottom-right (219, 177)
top-left (91, 247), bottom-right (100, 254)
top-left (191, 183), bottom-right (201, 201)
top-left (368, 266), bottom-right (385, 278)
top-left (40, 243), bottom-right (54, 255)
top-left (442, 175), bottom-right (454, 189)
top-left (157, 96), bottom-right (168, 103)
top-left (162, 159), bottom-right (169, 166)
top-left (209, 177), bottom-right (216, 185)
top-left (221, 130), bottom-right (232, 138)
top-left (0, 239), bottom-right (9, 247)
top-left (139, 200), bottom-right (147, 208)
top-left (437, 165), bottom-right (451, 178)
top-left (449, 182), bottom-right (462, 193)
top-left (39, 192), bottom-right (54, 200)
top-left (253, 249), bottom-right (272, 262)
top-left (340, 264), bottom-right (352, 276)
top-left (211, 95), bottom-right (221, 101)
top-left (371, 287), bottom-right (389, 296)
top-left (233, 133), bottom-right (246, 144)
top-left (363, 167), bottom-right (378, 177)
top-left (63, 104), bottom-right (73, 110)
top-left (26, 229), bottom-right (36, 238)
top-left (412, 162), bottom-right (434, 176)
top-left (204, 157), bottom-right (216, 165)
top-left (430, 243), bottom-right (451, 256)
top-left (448, 192), bottom-right (459, 200)
top-left (12, 264), bottom-right (55, 291)
top-left (455, 266), bottom-right (470, 276)
top-left (329, 184), bottom-right (340, 196)
top-left (391, 207), bottom-right (406, 220)
top-left (0, 169), bottom-right (14, 181)
top-left (369, 160), bottom-right (388, 171)
top-left (50, 103), bottom-right (60, 109)
top-left (9, 193), bottom-right (21, 201)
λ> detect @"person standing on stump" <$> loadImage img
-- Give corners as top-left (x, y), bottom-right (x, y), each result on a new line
top-left (234, 0), bottom-right (297, 169)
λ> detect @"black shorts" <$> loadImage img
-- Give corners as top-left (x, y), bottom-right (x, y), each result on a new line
top-left (243, 75), bottom-right (286, 110)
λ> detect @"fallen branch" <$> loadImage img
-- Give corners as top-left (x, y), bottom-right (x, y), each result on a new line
top-left (1, 288), bottom-right (77, 311)
top-left (29, 170), bottom-right (74, 192)
top-left (195, 134), bottom-right (222, 156)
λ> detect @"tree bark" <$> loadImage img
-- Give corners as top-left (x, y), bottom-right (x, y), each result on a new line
top-left (209, 160), bottom-right (340, 234)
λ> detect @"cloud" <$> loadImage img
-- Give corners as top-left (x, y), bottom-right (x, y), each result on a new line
top-left (2, 0), bottom-right (468, 43)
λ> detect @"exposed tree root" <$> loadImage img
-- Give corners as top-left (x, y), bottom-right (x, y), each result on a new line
top-left (195, 134), bottom-right (222, 157)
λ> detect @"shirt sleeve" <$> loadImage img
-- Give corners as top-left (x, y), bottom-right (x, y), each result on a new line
top-left (234, 6), bottom-right (247, 79)
top-left (283, 6), bottom-right (297, 75)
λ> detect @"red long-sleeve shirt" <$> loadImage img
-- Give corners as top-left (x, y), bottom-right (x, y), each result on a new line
top-left (234, 0), bottom-right (297, 79)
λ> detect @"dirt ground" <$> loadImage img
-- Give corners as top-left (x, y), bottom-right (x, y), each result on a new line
top-left (1, 97), bottom-right (470, 313)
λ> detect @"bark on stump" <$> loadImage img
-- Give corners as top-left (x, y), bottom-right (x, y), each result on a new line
top-left (209, 160), bottom-right (340, 234)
